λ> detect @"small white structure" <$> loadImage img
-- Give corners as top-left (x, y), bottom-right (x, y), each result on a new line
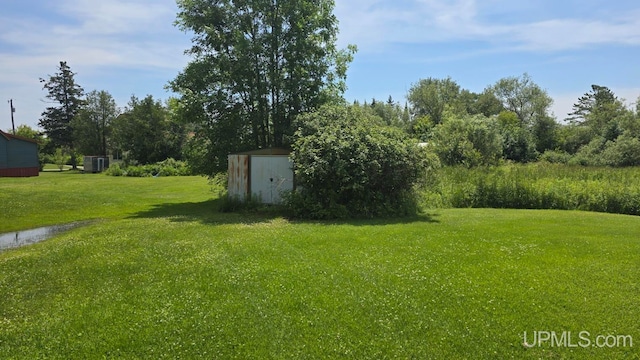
top-left (228, 148), bottom-right (294, 204)
top-left (83, 155), bottom-right (112, 173)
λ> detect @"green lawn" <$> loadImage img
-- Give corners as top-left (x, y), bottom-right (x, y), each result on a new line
top-left (1, 172), bottom-right (639, 359)
top-left (0, 171), bottom-right (214, 232)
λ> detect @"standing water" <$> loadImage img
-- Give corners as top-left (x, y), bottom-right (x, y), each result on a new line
top-left (0, 223), bottom-right (85, 251)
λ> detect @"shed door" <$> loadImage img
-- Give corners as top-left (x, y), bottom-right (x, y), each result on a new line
top-left (228, 155), bottom-right (249, 200)
top-left (250, 156), bottom-right (293, 204)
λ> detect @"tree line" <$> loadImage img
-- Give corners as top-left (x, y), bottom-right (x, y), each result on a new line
top-left (20, 61), bottom-right (186, 170)
top-left (167, 0), bottom-right (640, 174)
top-left (359, 75), bottom-right (640, 167)
top-left (18, 1), bottom-right (640, 177)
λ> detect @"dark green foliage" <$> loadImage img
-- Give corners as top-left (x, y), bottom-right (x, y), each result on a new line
top-left (288, 105), bottom-right (437, 219)
top-left (431, 113), bottom-right (503, 167)
top-left (539, 150), bottom-right (571, 164)
top-left (551, 86), bottom-right (640, 166)
top-left (496, 111), bottom-right (537, 162)
top-left (407, 77), bottom-right (461, 124)
top-left (111, 95), bottom-right (186, 165)
top-left (569, 133), bottom-right (640, 167)
top-left (599, 133), bottom-right (640, 166)
top-left (567, 84), bottom-right (628, 141)
top-left (411, 115), bottom-right (434, 142)
top-left (500, 126), bottom-right (537, 162)
top-left (457, 89), bottom-right (504, 117)
top-left (489, 73), bottom-right (553, 127)
top-left (72, 90), bottom-right (118, 156)
top-left (568, 137), bottom-right (607, 166)
top-left (532, 115), bottom-right (559, 153)
top-left (171, 0), bottom-right (355, 174)
top-left (569, 85), bottom-right (617, 123)
top-left (557, 123), bottom-right (594, 154)
top-left (39, 61), bottom-right (84, 169)
top-left (362, 96), bottom-right (411, 130)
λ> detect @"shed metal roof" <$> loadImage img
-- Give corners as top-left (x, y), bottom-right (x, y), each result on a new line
top-left (0, 130), bottom-right (39, 144)
top-left (232, 148), bottom-right (291, 156)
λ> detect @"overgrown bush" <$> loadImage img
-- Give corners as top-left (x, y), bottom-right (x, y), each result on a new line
top-left (598, 133), bottom-right (640, 167)
top-left (288, 105), bottom-right (439, 219)
top-left (567, 133), bottom-right (640, 167)
top-left (104, 163), bottom-right (125, 176)
top-left (497, 111), bottom-right (538, 162)
top-left (431, 114), bottom-right (503, 167)
top-left (104, 158), bottom-right (192, 177)
top-left (539, 150), bottom-right (571, 164)
top-left (568, 137), bottom-right (607, 166)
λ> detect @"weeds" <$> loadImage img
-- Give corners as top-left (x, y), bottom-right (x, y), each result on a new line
top-left (423, 163), bottom-right (640, 215)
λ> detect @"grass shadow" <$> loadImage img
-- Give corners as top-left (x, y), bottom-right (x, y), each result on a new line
top-left (129, 199), bottom-right (440, 226)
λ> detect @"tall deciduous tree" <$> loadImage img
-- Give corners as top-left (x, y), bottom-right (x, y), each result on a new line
top-left (489, 73), bottom-right (553, 127)
top-left (458, 89), bottom-right (504, 117)
top-left (170, 0), bottom-right (356, 174)
top-left (112, 95), bottom-right (185, 165)
top-left (72, 90), bottom-right (118, 156)
top-left (407, 77), bottom-right (461, 125)
top-left (39, 61), bottom-right (84, 169)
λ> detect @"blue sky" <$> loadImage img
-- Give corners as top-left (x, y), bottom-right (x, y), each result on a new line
top-left (1, 0), bottom-right (639, 131)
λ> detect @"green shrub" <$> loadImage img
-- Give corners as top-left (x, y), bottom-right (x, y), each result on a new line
top-left (599, 133), bottom-right (640, 167)
top-left (288, 104), bottom-right (438, 219)
top-left (105, 158), bottom-right (192, 177)
top-left (104, 163), bottom-right (124, 176)
top-left (431, 114), bottom-right (503, 167)
top-left (539, 150), bottom-right (571, 164)
top-left (567, 133), bottom-right (640, 167)
top-left (568, 137), bottom-right (606, 166)
top-left (123, 165), bottom-right (149, 177)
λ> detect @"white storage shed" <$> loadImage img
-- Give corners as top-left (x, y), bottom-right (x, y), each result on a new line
top-left (228, 148), bottom-right (294, 204)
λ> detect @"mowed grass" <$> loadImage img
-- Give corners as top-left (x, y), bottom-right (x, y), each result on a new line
top-left (0, 171), bottom-right (215, 232)
top-left (1, 173), bottom-right (639, 359)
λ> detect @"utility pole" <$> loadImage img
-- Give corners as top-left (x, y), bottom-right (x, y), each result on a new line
top-left (8, 99), bottom-right (16, 134)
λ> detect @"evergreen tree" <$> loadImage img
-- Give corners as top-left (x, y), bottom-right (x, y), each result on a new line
top-left (39, 61), bottom-right (84, 169)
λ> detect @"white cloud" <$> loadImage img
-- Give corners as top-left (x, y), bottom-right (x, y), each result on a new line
top-left (513, 17), bottom-right (640, 52)
top-left (0, 0), bottom-right (190, 130)
top-left (0, 0), bottom-right (189, 70)
top-left (335, 0), bottom-right (640, 52)
top-left (58, 0), bottom-right (174, 35)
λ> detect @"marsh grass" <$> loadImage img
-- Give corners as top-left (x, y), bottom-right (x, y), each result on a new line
top-left (424, 163), bottom-right (640, 215)
top-left (0, 172), bottom-right (639, 359)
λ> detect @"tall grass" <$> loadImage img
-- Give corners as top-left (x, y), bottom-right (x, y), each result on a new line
top-left (424, 163), bottom-right (640, 215)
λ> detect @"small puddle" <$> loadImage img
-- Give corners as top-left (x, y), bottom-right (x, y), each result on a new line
top-left (0, 223), bottom-right (87, 251)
